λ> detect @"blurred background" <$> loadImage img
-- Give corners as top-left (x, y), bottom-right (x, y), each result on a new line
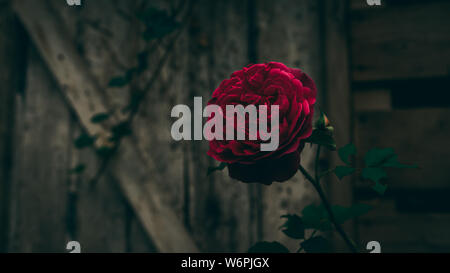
top-left (0, 0), bottom-right (449, 253)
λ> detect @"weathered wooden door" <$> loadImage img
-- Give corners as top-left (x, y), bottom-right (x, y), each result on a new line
top-left (0, 0), bottom-right (331, 253)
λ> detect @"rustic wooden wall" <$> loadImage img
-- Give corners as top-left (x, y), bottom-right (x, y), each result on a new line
top-left (0, 0), bottom-right (27, 252)
top-left (0, 0), bottom-right (329, 253)
top-left (350, 0), bottom-right (450, 252)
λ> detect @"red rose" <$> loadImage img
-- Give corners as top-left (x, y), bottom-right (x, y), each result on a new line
top-left (207, 62), bottom-right (316, 185)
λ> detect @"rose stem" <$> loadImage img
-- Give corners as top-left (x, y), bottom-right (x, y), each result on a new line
top-left (298, 145), bottom-right (358, 253)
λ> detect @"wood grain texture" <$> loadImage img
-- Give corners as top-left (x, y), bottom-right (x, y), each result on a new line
top-left (323, 0), bottom-right (355, 251)
top-left (8, 49), bottom-right (70, 252)
top-left (51, 0), bottom-right (136, 253)
top-left (354, 89), bottom-right (392, 112)
top-left (351, 1), bottom-right (450, 81)
top-left (256, 0), bottom-right (321, 252)
top-left (355, 109), bottom-right (450, 190)
top-left (70, 126), bottom-right (128, 253)
top-left (13, 0), bottom-right (198, 252)
top-left (185, 0), bottom-right (255, 252)
top-left (357, 199), bottom-right (450, 252)
top-left (0, 1), bottom-right (27, 252)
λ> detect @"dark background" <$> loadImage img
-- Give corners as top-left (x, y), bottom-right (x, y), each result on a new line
top-left (0, 0), bottom-right (449, 253)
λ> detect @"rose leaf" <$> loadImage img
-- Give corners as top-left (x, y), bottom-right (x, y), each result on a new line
top-left (362, 167), bottom-right (387, 184)
top-left (372, 182), bottom-right (388, 195)
top-left (338, 143), bottom-right (357, 165)
top-left (381, 154), bottom-right (418, 169)
top-left (364, 148), bottom-right (396, 167)
top-left (301, 204), bottom-right (332, 231)
top-left (280, 214), bottom-right (305, 239)
top-left (301, 236), bottom-right (332, 253)
top-left (334, 166), bottom-right (356, 180)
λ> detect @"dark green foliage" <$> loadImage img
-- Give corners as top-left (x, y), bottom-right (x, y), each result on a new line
top-left (110, 122), bottom-right (133, 142)
top-left (372, 182), bottom-right (388, 195)
top-left (74, 134), bottom-right (96, 149)
top-left (362, 167), bottom-right (387, 184)
top-left (302, 204), bottom-right (332, 231)
top-left (304, 129), bottom-right (336, 151)
top-left (248, 241), bottom-right (290, 253)
top-left (90, 113), bottom-right (110, 124)
top-left (334, 166), bottom-right (356, 180)
top-left (280, 214), bottom-right (305, 239)
top-left (136, 51), bottom-right (149, 74)
top-left (109, 75), bottom-right (132, 87)
top-left (300, 236), bottom-right (331, 253)
top-left (338, 143), bottom-right (356, 165)
top-left (138, 7), bottom-right (179, 41)
top-left (362, 148), bottom-right (417, 195)
top-left (96, 146), bottom-right (115, 158)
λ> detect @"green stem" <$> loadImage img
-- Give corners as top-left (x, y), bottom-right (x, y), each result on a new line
top-left (298, 146), bottom-right (358, 253)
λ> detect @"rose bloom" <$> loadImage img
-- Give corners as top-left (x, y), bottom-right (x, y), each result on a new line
top-left (207, 62), bottom-right (316, 185)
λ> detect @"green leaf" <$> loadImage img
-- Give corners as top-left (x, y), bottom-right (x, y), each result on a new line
top-left (382, 155), bottom-right (418, 169)
top-left (68, 164), bottom-right (86, 175)
top-left (74, 134), bottom-right (96, 149)
top-left (90, 113), bottom-right (110, 124)
top-left (364, 148), bottom-right (395, 167)
top-left (334, 166), bottom-right (356, 180)
top-left (338, 143), bottom-right (356, 165)
top-left (109, 76), bottom-right (131, 87)
top-left (362, 167), bottom-right (387, 184)
top-left (301, 236), bottom-right (331, 253)
top-left (280, 214), bottom-right (305, 239)
top-left (138, 7), bottom-right (179, 40)
top-left (111, 122), bottom-right (132, 141)
top-left (372, 182), bottom-right (388, 195)
top-left (96, 146), bottom-right (115, 158)
top-left (304, 129), bottom-right (336, 151)
top-left (248, 241), bottom-right (290, 253)
top-left (301, 204), bottom-right (332, 231)
top-left (207, 162), bottom-right (227, 176)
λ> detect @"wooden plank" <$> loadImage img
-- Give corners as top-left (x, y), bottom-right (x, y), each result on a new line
top-left (184, 0), bottom-right (254, 252)
top-left (355, 109), bottom-right (450, 190)
top-left (351, 1), bottom-right (450, 81)
top-left (56, 0), bottom-right (150, 253)
top-left (0, 1), bottom-right (27, 253)
top-left (256, 0), bottom-right (322, 252)
top-left (129, 0), bottom-right (188, 252)
top-left (323, 0), bottom-right (355, 251)
top-left (13, 0), bottom-right (198, 252)
top-left (354, 89), bottom-right (392, 112)
top-left (357, 199), bottom-right (450, 252)
top-left (8, 48), bottom-right (70, 253)
top-left (70, 126), bottom-right (128, 253)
